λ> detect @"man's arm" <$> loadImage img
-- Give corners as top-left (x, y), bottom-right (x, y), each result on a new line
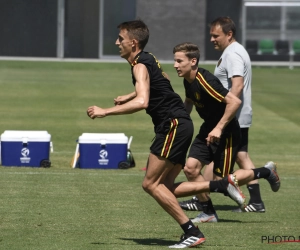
top-left (184, 97), bottom-right (194, 114)
top-left (206, 92), bottom-right (241, 145)
top-left (230, 76), bottom-right (244, 98)
top-left (217, 92), bottom-right (241, 130)
top-left (87, 63), bottom-right (150, 119)
top-left (114, 92), bottom-right (137, 105)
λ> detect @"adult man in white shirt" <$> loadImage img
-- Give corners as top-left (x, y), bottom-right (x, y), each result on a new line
top-left (210, 16), bottom-right (264, 213)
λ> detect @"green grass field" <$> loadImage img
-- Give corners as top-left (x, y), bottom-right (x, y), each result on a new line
top-left (0, 60), bottom-right (299, 250)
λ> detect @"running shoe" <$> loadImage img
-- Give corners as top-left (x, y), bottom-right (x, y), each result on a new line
top-left (232, 202), bottom-right (265, 213)
top-left (169, 231), bottom-right (205, 248)
top-left (191, 212), bottom-right (218, 223)
top-left (226, 174), bottom-right (246, 209)
top-left (179, 196), bottom-right (203, 211)
top-left (264, 161), bottom-right (280, 192)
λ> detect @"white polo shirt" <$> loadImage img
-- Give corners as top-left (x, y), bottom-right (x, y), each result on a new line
top-left (214, 41), bottom-right (252, 128)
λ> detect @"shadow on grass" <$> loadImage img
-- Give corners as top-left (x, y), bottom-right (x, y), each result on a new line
top-left (211, 218), bottom-right (242, 223)
top-left (213, 204), bottom-right (237, 211)
top-left (118, 237), bottom-right (176, 246)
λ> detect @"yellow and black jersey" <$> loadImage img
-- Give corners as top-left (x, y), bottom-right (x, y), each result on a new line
top-left (184, 68), bottom-right (234, 130)
top-left (131, 51), bottom-right (190, 128)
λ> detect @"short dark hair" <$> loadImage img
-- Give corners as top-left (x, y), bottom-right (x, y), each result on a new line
top-left (117, 20), bottom-right (149, 50)
top-left (173, 42), bottom-right (200, 64)
top-left (210, 16), bottom-right (236, 38)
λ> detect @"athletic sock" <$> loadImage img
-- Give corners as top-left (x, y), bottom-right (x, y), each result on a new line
top-left (209, 178), bottom-right (227, 194)
top-left (252, 167), bottom-right (270, 180)
top-left (180, 220), bottom-right (200, 235)
top-left (247, 184), bottom-right (263, 204)
top-left (200, 199), bottom-right (216, 214)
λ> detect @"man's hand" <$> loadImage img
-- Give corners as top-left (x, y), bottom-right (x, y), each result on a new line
top-left (114, 92), bottom-right (137, 105)
top-left (206, 127), bottom-right (222, 146)
top-left (114, 95), bottom-right (129, 105)
top-left (87, 106), bottom-right (106, 119)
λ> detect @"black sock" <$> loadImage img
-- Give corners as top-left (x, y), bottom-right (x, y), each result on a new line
top-left (209, 178), bottom-right (227, 193)
top-left (247, 184), bottom-right (263, 204)
top-left (180, 220), bottom-right (199, 235)
top-left (200, 199), bottom-right (216, 214)
top-left (253, 167), bottom-right (270, 180)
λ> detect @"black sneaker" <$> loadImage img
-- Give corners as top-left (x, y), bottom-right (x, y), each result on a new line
top-left (232, 202), bottom-right (266, 213)
top-left (179, 196), bottom-right (203, 211)
top-left (169, 230), bottom-right (206, 248)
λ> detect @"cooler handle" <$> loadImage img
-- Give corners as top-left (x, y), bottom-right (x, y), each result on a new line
top-left (50, 141), bottom-right (54, 153)
top-left (100, 140), bottom-right (106, 146)
top-left (22, 137), bottom-right (28, 147)
top-left (128, 136), bottom-right (133, 149)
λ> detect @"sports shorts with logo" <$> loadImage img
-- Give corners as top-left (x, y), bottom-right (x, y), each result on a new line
top-left (150, 117), bottom-right (194, 166)
top-left (188, 119), bottom-right (241, 177)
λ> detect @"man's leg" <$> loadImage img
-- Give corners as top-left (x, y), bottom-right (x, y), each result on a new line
top-left (233, 127), bottom-right (265, 212)
top-left (202, 162), bottom-right (215, 181)
top-left (179, 128), bottom-right (240, 222)
top-left (172, 173), bottom-right (246, 208)
top-left (232, 162), bottom-right (280, 192)
top-left (234, 151), bottom-right (265, 212)
top-left (184, 127), bottom-right (241, 221)
top-left (178, 161), bottom-right (280, 216)
top-left (203, 157), bottom-right (266, 213)
top-left (142, 154), bottom-right (190, 224)
top-left (179, 134), bottom-right (215, 214)
top-left (142, 153), bottom-right (206, 247)
top-left (181, 158), bottom-right (218, 223)
top-left (183, 158), bottom-right (214, 199)
top-left (179, 161), bottom-right (206, 211)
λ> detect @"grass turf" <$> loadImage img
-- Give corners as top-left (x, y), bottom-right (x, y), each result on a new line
top-left (0, 61), bottom-right (299, 249)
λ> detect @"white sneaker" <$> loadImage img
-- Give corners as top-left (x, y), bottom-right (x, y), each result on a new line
top-left (169, 231), bottom-right (206, 248)
top-left (227, 174), bottom-right (246, 209)
top-left (191, 212), bottom-right (218, 223)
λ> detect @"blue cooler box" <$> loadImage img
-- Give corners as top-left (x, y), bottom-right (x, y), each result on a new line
top-left (79, 133), bottom-right (128, 169)
top-left (0, 130), bottom-right (51, 167)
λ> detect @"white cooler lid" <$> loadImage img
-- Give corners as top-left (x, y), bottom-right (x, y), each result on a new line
top-left (81, 133), bottom-right (126, 138)
top-left (79, 133), bottom-right (128, 144)
top-left (0, 130), bottom-right (51, 142)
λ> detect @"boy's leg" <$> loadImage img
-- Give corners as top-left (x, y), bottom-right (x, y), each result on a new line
top-left (142, 153), bottom-right (206, 248)
top-left (142, 153), bottom-right (190, 224)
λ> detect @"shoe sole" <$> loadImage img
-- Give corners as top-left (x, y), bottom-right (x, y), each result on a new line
top-left (191, 238), bottom-right (206, 247)
top-left (191, 217), bottom-right (218, 223)
top-left (269, 163), bottom-right (280, 192)
top-left (232, 202), bottom-right (266, 213)
top-left (232, 208), bottom-right (265, 213)
top-left (168, 237), bottom-right (206, 248)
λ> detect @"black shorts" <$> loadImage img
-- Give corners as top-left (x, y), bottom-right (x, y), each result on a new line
top-left (238, 127), bottom-right (249, 152)
top-left (188, 120), bottom-right (241, 178)
top-left (150, 118), bottom-right (194, 166)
